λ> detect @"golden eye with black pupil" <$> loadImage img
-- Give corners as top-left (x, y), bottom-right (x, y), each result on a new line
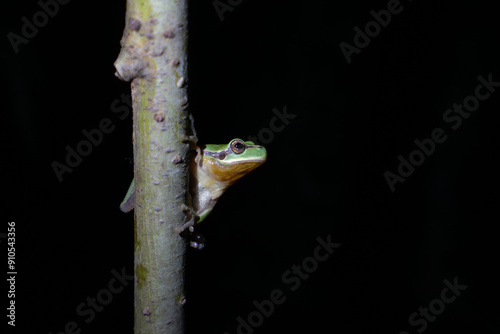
top-left (230, 140), bottom-right (246, 154)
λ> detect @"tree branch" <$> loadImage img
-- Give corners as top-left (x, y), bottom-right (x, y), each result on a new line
top-left (114, 0), bottom-right (189, 333)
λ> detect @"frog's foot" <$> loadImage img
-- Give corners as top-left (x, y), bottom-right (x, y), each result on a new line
top-left (181, 115), bottom-right (198, 152)
top-left (176, 217), bottom-right (195, 235)
top-left (180, 120), bottom-right (201, 164)
top-left (182, 134), bottom-right (198, 146)
top-left (189, 231), bottom-right (205, 250)
top-left (178, 203), bottom-right (204, 248)
top-left (176, 219), bottom-right (205, 249)
top-left (178, 204), bottom-right (198, 234)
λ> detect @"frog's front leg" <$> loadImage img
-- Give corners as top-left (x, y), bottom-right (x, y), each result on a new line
top-left (177, 204), bottom-right (209, 249)
top-left (177, 217), bottom-right (195, 234)
top-left (182, 114), bottom-right (202, 163)
top-left (177, 204), bottom-right (198, 234)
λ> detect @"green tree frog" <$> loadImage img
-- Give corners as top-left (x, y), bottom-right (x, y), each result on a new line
top-left (120, 139), bottom-right (267, 238)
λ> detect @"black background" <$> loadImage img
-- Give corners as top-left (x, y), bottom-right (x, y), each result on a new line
top-left (1, 0), bottom-right (499, 333)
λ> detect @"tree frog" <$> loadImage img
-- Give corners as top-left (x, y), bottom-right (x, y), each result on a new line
top-left (120, 139), bottom-right (267, 239)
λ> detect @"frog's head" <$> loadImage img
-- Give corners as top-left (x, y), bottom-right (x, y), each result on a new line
top-left (201, 139), bottom-right (267, 185)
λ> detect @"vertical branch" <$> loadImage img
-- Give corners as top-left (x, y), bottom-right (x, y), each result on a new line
top-left (114, 0), bottom-right (189, 333)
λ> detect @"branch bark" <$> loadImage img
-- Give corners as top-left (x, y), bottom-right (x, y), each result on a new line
top-left (114, 0), bottom-right (189, 333)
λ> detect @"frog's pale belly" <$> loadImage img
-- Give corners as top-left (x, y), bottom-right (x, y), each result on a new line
top-left (189, 159), bottom-right (227, 218)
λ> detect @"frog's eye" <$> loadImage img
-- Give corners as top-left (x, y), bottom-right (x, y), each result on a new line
top-left (230, 140), bottom-right (246, 154)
